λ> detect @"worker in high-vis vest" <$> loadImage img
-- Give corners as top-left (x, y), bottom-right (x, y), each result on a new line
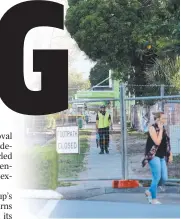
top-left (106, 101), bottom-right (113, 148)
top-left (96, 105), bottom-right (111, 154)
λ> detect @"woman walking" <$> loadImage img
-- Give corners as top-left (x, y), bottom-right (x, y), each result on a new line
top-left (142, 112), bottom-right (173, 204)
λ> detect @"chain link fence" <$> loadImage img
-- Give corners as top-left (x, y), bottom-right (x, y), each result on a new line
top-left (122, 85), bottom-right (180, 181)
top-left (24, 84), bottom-right (180, 187)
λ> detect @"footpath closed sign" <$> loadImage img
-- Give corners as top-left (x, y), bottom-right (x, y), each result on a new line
top-left (56, 126), bottom-right (79, 154)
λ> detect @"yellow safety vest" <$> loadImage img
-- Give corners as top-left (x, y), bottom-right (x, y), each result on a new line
top-left (98, 112), bottom-right (110, 128)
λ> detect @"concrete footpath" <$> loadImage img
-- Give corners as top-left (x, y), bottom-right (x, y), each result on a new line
top-left (56, 184), bottom-right (180, 200)
top-left (75, 132), bottom-right (122, 181)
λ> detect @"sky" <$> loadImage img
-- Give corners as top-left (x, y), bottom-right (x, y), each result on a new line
top-left (71, 53), bottom-right (95, 79)
top-left (51, 0), bottom-right (96, 79)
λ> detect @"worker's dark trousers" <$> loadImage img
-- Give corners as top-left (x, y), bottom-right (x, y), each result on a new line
top-left (105, 127), bottom-right (110, 147)
top-left (98, 128), bottom-right (109, 152)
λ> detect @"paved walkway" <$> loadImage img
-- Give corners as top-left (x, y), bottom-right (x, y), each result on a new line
top-left (76, 132), bottom-right (122, 186)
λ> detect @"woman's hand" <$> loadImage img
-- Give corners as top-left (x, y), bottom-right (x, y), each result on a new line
top-left (168, 152), bottom-right (173, 164)
top-left (157, 121), bottom-right (164, 130)
top-left (149, 125), bottom-right (163, 146)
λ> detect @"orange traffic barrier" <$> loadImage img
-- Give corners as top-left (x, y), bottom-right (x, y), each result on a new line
top-left (112, 180), bottom-right (119, 188)
top-left (112, 180), bottom-right (139, 188)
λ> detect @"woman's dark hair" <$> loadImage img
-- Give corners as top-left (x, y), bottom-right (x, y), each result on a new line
top-left (152, 111), bottom-right (164, 121)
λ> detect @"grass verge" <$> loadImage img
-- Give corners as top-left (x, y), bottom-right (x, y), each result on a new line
top-left (19, 133), bottom-right (89, 189)
top-left (58, 135), bottom-right (89, 179)
top-left (19, 143), bottom-right (58, 190)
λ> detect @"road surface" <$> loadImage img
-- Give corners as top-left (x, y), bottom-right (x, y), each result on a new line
top-left (22, 196), bottom-right (180, 218)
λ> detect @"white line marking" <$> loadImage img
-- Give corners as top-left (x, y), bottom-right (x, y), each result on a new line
top-left (37, 200), bottom-right (59, 218)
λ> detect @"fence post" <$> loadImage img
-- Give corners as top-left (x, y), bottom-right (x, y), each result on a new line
top-left (160, 84), bottom-right (165, 111)
top-left (120, 84), bottom-right (128, 180)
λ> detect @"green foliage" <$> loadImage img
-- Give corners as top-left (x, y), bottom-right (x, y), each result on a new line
top-left (89, 61), bottom-right (109, 86)
top-left (68, 0), bottom-right (82, 7)
top-left (145, 56), bottom-right (180, 94)
top-left (69, 72), bottom-right (90, 98)
top-left (66, 0), bottom-right (140, 68)
top-left (66, 0), bottom-right (180, 96)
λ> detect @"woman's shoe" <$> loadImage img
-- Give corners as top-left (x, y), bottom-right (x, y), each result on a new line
top-left (152, 199), bottom-right (162, 204)
top-left (145, 190), bottom-right (152, 204)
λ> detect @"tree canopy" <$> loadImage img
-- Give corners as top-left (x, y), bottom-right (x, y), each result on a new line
top-left (66, 0), bottom-right (180, 96)
top-left (89, 61), bottom-right (109, 86)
